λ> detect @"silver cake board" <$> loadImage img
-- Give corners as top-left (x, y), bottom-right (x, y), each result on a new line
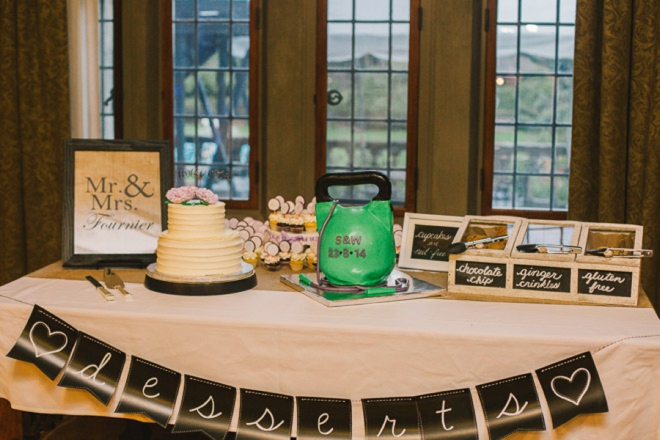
top-left (144, 262), bottom-right (257, 296)
top-left (280, 269), bottom-right (445, 307)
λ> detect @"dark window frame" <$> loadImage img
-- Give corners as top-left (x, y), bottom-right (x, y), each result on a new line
top-left (315, 0), bottom-right (420, 216)
top-left (481, 0), bottom-right (571, 220)
top-left (161, 0), bottom-right (260, 210)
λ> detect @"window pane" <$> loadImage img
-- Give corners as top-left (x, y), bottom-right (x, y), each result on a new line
top-left (495, 76), bottom-right (516, 123)
top-left (496, 26), bottom-right (518, 73)
top-left (558, 25), bottom-right (575, 73)
top-left (390, 122), bottom-right (407, 168)
top-left (231, 120), bottom-right (250, 159)
top-left (519, 25), bottom-right (556, 73)
top-left (498, 0), bottom-right (519, 22)
top-left (198, 1), bottom-right (229, 20)
top-left (516, 126), bottom-right (552, 173)
top-left (392, 0), bottom-right (410, 21)
top-left (327, 121), bottom-right (352, 168)
top-left (560, 0), bottom-right (576, 24)
top-left (516, 175), bottom-right (551, 209)
top-left (174, 0), bottom-right (194, 20)
top-left (356, 0), bottom-right (390, 21)
top-left (355, 23), bottom-right (390, 69)
top-left (232, 72), bottom-right (249, 116)
top-left (232, 24), bottom-right (250, 67)
top-left (353, 121), bottom-right (388, 167)
top-left (328, 0), bottom-right (353, 20)
top-left (518, 76), bottom-right (555, 123)
top-left (554, 127), bottom-right (571, 174)
top-left (553, 176), bottom-right (569, 210)
top-left (391, 24), bottom-right (410, 69)
top-left (174, 71), bottom-right (196, 115)
top-left (521, 0), bottom-right (556, 23)
top-left (494, 126), bottom-right (515, 172)
top-left (328, 23), bottom-right (353, 69)
top-left (354, 72), bottom-right (389, 119)
top-left (327, 72), bottom-right (353, 118)
top-left (198, 23), bottom-right (230, 68)
top-left (391, 73), bottom-right (408, 120)
top-left (493, 174), bottom-right (514, 209)
top-left (233, 0), bottom-right (250, 21)
top-left (174, 23), bottom-right (195, 67)
top-left (556, 76), bottom-right (573, 124)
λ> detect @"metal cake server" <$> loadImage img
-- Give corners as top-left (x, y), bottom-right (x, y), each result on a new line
top-left (103, 268), bottom-right (134, 301)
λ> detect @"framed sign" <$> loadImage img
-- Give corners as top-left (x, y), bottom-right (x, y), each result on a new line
top-left (62, 139), bottom-right (173, 267)
top-left (398, 213), bottom-right (463, 272)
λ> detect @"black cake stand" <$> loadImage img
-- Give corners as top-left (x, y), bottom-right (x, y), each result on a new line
top-left (144, 262), bottom-right (257, 296)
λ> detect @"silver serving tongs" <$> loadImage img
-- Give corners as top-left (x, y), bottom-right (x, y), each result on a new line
top-left (447, 235), bottom-right (508, 254)
top-left (103, 268), bottom-right (134, 301)
top-left (516, 244), bottom-right (582, 254)
top-left (585, 247), bottom-right (653, 258)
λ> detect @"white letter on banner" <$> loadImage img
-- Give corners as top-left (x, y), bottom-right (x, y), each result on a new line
top-left (376, 416), bottom-right (406, 438)
top-left (496, 393), bottom-right (528, 419)
top-left (435, 400), bottom-right (454, 431)
top-left (74, 352), bottom-right (112, 385)
top-left (142, 377), bottom-right (160, 399)
top-left (190, 395), bottom-right (223, 419)
top-left (318, 413), bottom-right (334, 435)
top-left (246, 408), bottom-right (285, 431)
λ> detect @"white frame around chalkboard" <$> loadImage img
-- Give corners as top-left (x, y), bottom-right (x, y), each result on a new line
top-left (399, 213), bottom-right (464, 272)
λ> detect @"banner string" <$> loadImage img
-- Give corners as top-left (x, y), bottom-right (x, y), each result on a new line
top-left (3, 290), bottom-right (660, 391)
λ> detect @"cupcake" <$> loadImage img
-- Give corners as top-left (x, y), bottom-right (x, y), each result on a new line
top-left (305, 251), bottom-right (317, 269)
top-left (289, 253), bottom-right (305, 271)
top-left (242, 251), bottom-right (258, 268)
top-left (268, 212), bottom-right (281, 231)
top-left (277, 214), bottom-right (290, 232)
top-left (288, 215), bottom-right (304, 233)
top-left (303, 212), bottom-right (317, 233)
top-left (278, 251), bottom-right (292, 264)
top-left (264, 255), bottom-right (281, 271)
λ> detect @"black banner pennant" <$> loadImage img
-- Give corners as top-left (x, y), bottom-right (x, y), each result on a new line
top-left (363, 397), bottom-right (420, 440)
top-left (115, 356), bottom-right (181, 428)
top-left (416, 389), bottom-right (477, 440)
top-left (476, 374), bottom-right (545, 440)
top-left (172, 375), bottom-right (237, 440)
top-left (6, 305), bottom-right (78, 380)
top-left (237, 389), bottom-right (294, 440)
top-left (58, 332), bottom-right (126, 405)
top-left (296, 396), bottom-right (352, 440)
top-left (535, 352), bottom-right (608, 429)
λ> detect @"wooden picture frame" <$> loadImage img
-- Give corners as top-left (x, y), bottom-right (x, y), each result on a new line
top-left (62, 139), bottom-right (173, 267)
top-left (398, 213), bottom-right (463, 272)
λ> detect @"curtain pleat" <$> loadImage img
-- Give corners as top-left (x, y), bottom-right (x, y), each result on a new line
top-left (0, 0), bottom-right (70, 285)
top-left (570, 0), bottom-right (660, 314)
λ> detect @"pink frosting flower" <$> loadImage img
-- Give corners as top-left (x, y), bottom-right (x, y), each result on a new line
top-left (196, 188), bottom-right (219, 204)
top-left (166, 186), bottom-right (198, 203)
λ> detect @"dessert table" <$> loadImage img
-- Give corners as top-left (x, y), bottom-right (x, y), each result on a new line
top-left (1, 262), bottom-right (660, 439)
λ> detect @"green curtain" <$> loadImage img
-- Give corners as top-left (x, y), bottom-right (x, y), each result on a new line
top-left (570, 0), bottom-right (660, 314)
top-left (0, 0), bottom-right (70, 285)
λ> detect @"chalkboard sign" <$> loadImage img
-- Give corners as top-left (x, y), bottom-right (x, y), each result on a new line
top-left (399, 213), bottom-right (463, 272)
top-left (454, 260), bottom-right (507, 288)
top-left (513, 264), bottom-right (571, 293)
top-left (577, 269), bottom-right (633, 298)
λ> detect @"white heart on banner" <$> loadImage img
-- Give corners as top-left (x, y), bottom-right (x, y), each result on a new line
top-left (29, 321), bottom-right (68, 359)
top-left (550, 367), bottom-right (591, 406)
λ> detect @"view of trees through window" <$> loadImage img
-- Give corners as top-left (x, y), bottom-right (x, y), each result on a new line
top-left (99, 0), bottom-right (114, 139)
top-left (172, 0), bottom-right (254, 203)
top-left (321, 0), bottom-right (417, 208)
top-left (487, 0), bottom-right (575, 213)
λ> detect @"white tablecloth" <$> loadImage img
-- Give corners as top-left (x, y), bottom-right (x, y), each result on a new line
top-left (1, 276), bottom-right (659, 439)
